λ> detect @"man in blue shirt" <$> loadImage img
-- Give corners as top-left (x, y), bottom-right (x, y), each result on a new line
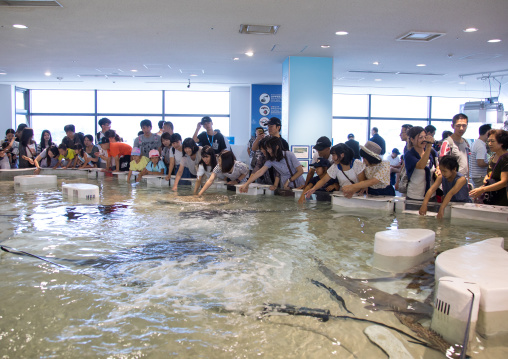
top-left (369, 127), bottom-right (386, 155)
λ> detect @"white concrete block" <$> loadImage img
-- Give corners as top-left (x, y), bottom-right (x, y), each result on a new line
top-left (62, 183), bottom-right (99, 200)
top-left (14, 175), bottom-right (57, 186)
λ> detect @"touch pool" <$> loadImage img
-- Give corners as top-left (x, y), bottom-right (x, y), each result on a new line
top-left (0, 177), bottom-right (507, 358)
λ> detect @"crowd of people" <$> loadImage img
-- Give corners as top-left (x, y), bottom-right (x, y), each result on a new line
top-left (1, 113), bottom-right (507, 217)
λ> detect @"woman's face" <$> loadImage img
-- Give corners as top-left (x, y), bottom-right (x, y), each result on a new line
top-left (6, 133), bottom-right (14, 141)
top-left (44, 132), bottom-right (50, 141)
top-left (84, 137), bottom-right (92, 147)
top-left (162, 139), bottom-right (171, 148)
top-left (48, 150), bottom-right (56, 158)
top-left (172, 140), bottom-right (181, 149)
top-left (487, 134), bottom-right (501, 152)
top-left (412, 131), bottom-right (426, 149)
top-left (184, 147), bottom-right (193, 156)
top-left (202, 155), bottom-right (211, 165)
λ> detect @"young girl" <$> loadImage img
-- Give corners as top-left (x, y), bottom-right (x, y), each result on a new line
top-left (172, 138), bottom-right (201, 191)
top-left (18, 128), bottom-right (37, 169)
top-left (127, 147), bottom-right (149, 182)
top-left (298, 158), bottom-right (339, 204)
top-left (239, 137), bottom-right (304, 193)
top-left (160, 132), bottom-right (172, 168)
top-left (198, 150), bottom-right (249, 196)
top-left (82, 134), bottom-right (99, 168)
top-left (37, 130), bottom-right (56, 155)
top-left (33, 145), bottom-right (59, 174)
top-left (342, 141), bottom-right (395, 197)
top-left (305, 144), bottom-right (366, 200)
top-left (194, 146), bottom-right (217, 195)
top-left (420, 155), bottom-right (470, 219)
top-left (142, 150), bottom-right (166, 176)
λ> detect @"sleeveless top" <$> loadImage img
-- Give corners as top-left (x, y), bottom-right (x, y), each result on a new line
top-left (442, 172), bottom-right (470, 203)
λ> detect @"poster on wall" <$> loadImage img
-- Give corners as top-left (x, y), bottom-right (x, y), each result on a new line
top-left (251, 84), bottom-right (282, 136)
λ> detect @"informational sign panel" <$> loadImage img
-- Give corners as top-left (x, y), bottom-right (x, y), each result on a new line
top-left (251, 84), bottom-right (282, 136)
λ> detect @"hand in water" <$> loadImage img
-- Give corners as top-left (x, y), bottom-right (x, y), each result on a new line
top-left (239, 184), bottom-right (249, 193)
top-left (419, 204), bottom-right (427, 216)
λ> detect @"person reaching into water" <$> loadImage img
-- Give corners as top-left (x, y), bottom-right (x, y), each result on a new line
top-left (194, 146), bottom-right (217, 195)
top-left (127, 147), bottom-right (149, 182)
top-left (172, 138), bottom-right (201, 191)
top-left (33, 145), bottom-right (59, 174)
top-left (198, 150), bottom-right (249, 196)
top-left (298, 158), bottom-right (339, 204)
top-left (419, 155), bottom-right (470, 219)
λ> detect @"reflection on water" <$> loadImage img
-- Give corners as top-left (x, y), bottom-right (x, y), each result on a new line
top-left (0, 178), bottom-right (506, 358)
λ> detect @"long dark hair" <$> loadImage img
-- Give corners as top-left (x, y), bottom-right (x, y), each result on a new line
top-left (331, 143), bottom-right (354, 165)
top-left (20, 128), bottom-right (34, 147)
top-left (199, 146), bottom-right (217, 171)
top-left (40, 130), bottom-right (53, 151)
top-left (46, 145), bottom-right (59, 167)
top-left (74, 143), bottom-right (84, 157)
top-left (265, 137), bottom-right (284, 161)
top-left (219, 150), bottom-right (236, 173)
top-left (182, 138), bottom-right (199, 156)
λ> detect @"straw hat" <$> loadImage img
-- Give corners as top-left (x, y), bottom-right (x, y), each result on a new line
top-left (360, 141), bottom-right (382, 161)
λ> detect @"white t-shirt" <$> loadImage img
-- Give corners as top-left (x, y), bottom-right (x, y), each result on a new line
top-left (169, 147), bottom-right (183, 166)
top-left (469, 139), bottom-right (488, 179)
top-left (388, 155), bottom-right (400, 167)
top-left (327, 159), bottom-right (365, 187)
top-left (181, 147), bottom-right (202, 175)
top-left (197, 163), bottom-right (213, 180)
top-left (212, 161), bottom-right (249, 182)
top-left (311, 152), bottom-right (333, 165)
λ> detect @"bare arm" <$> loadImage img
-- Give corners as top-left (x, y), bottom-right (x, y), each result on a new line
top-left (419, 176), bottom-right (443, 215)
top-left (172, 163), bottom-right (185, 191)
top-left (165, 157), bottom-right (175, 181)
top-left (470, 171), bottom-right (508, 198)
top-left (438, 176), bottom-right (467, 219)
top-left (198, 173), bottom-right (217, 196)
top-left (192, 123), bottom-right (201, 143)
top-left (239, 166), bottom-right (269, 192)
top-left (304, 174), bottom-right (332, 198)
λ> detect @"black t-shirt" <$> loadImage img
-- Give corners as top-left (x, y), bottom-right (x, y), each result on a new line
top-left (197, 131), bottom-right (227, 155)
top-left (310, 174), bottom-right (337, 190)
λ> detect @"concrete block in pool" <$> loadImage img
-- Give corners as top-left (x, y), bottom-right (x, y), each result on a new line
top-left (435, 237), bottom-right (508, 337)
top-left (451, 203), bottom-right (508, 224)
top-left (372, 229), bottom-right (435, 272)
top-left (62, 183), bottom-right (99, 201)
top-left (332, 193), bottom-right (395, 212)
top-left (235, 184), bottom-right (265, 195)
top-left (14, 175), bottom-right (57, 187)
top-left (143, 175), bottom-right (170, 187)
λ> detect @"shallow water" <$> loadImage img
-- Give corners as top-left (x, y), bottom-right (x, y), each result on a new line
top-left (0, 178), bottom-right (507, 358)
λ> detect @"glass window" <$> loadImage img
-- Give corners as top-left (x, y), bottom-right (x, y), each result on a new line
top-left (165, 91), bottom-right (229, 115)
top-left (31, 116), bottom-right (96, 145)
top-left (332, 94), bottom-right (369, 117)
top-left (15, 114), bottom-right (27, 128)
top-left (431, 97), bottom-right (480, 120)
top-left (332, 119), bottom-right (368, 147)
top-left (97, 91), bottom-right (162, 114)
top-left (103, 116), bottom-right (163, 146)
top-left (31, 90), bottom-right (95, 113)
top-left (371, 95), bottom-right (428, 118)
top-left (16, 91), bottom-right (27, 110)
top-left (165, 116), bottom-right (230, 143)
top-left (370, 120), bottom-right (427, 158)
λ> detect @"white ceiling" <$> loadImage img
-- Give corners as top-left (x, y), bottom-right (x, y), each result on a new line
top-left (0, 0), bottom-right (507, 98)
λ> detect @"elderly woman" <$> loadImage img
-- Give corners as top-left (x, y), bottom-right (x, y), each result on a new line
top-left (469, 129), bottom-right (508, 206)
top-left (342, 141), bottom-right (395, 196)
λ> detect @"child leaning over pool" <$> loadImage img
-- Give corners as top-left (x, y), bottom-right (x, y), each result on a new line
top-left (127, 147), bottom-right (149, 182)
top-left (198, 150), bottom-right (249, 196)
top-left (194, 146), bottom-right (217, 195)
top-left (419, 155), bottom-right (470, 219)
top-left (141, 150), bottom-right (166, 176)
top-left (298, 158), bottom-right (339, 204)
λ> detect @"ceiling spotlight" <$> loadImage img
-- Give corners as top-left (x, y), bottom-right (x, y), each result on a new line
top-left (321, 45), bottom-right (330, 48)
top-left (416, 64), bottom-right (426, 67)
top-left (233, 57), bottom-right (239, 61)
top-left (187, 79), bottom-right (191, 89)
top-left (335, 31), bottom-right (348, 36)
top-left (459, 81), bottom-right (467, 85)
top-left (44, 72), bottom-right (51, 76)
top-left (372, 61), bottom-right (379, 65)
top-left (488, 39), bottom-right (501, 43)
top-left (190, 74), bottom-right (198, 77)
top-left (463, 28), bottom-right (478, 33)
top-left (374, 79), bottom-right (382, 82)
top-left (0, 72), bottom-right (6, 75)
top-left (245, 51), bottom-right (254, 57)
top-left (130, 69), bottom-right (138, 72)
top-left (13, 24), bottom-right (28, 29)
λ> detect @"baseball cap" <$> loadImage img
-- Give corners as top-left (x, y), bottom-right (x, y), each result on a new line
top-left (131, 147), bottom-right (141, 156)
top-left (347, 133), bottom-right (354, 139)
top-left (310, 157), bottom-right (331, 168)
top-left (149, 150), bottom-right (160, 158)
top-left (201, 116), bottom-right (212, 124)
top-left (313, 136), bottom-right (332, 151)
top-left (392, 148), bottom-right (400, 155)
top-left (267, 117), bottom-right (281, 127)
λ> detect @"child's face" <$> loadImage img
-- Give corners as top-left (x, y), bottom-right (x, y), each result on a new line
top-left (331, 153), bottom-right (339, 163)
top-left (162, 139), bottom-right (171, 148)
top-left (132, 155), bottom-right (140, 162)
top-left (150, 156), bottom-right (159, 164)
top-left (202, 155), bottom-right (211, 165)
top-left (58, 149), bottom-right (66, 156)
top-left (184, 147), bottom-right (192, 156)
top-left (316, 167), bottom-right (326, 176)
top-left (441, 167), bottom-right (455, 181)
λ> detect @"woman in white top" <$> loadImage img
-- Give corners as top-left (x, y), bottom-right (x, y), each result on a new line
top-left (198, 150), bottom-right (249, 196)
top-left (305, 143), bottom-right (366, 199)
top-left (194, 146), bottom-right (218, 195)
top-left (172, 138), bottom-right (201, 191)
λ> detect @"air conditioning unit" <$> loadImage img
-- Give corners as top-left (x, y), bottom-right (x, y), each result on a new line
top-left (461, 99), bottom-right (504, 123)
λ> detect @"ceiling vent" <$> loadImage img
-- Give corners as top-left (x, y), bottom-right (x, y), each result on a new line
top-left (0, 0), bottom-right (62, 6)
top-left (396, 31), bottom-right (445, 42)
top-left (239, 24), bottom-right (279, 35)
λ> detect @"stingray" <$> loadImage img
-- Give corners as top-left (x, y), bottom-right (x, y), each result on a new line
top-left (178, 209), bottom-right (284, 219)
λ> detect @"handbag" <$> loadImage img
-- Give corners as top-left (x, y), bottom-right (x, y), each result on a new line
top-left (481, 153), bottom-right (508, 205)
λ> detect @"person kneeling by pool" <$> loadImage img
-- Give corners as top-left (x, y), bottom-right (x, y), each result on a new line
top-left (141, 150), bottom-right (166, 176)
top-left (127, 147), bottom-right (149, 182)
top-left (298, 157), bottom-right (339, 203)
top-left (419, 155), bottom-right (470, 219)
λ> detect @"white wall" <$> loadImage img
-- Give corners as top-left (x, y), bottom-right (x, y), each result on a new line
top-left (0, 84), bottom-right (15, 135)
top-left (229, 85), bottom-right (250, 147)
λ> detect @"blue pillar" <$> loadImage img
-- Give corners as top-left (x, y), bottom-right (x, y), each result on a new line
top-left (282, 57), bottom-right (333, 147)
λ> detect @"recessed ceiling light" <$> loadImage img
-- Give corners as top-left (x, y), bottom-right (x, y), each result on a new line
top-left (245, 51), bottom-right (254, 57)
top-left (44, 72), bottom-right (51, 76)
top-left (374, 79), bottom-right (382, 82)
top-left (488, 39), bottom-right (501, 43)
top-left (372, 61), bottom-right (379, 65)
top-left (335, 31), bottom-right (348, 36)
top-left (190, 74), bottom-right (198, 77)
top-left (233, 57), bottom-right (239, 61)
top-left (463, 28), bottom-right (478, 33)
top-left (459, 81), bottom-right (467, 85)
top-left (321, 45), bottom-right (330, 48)
top-left (416, 64), bottom-right (426, 67)
top-left (13, 24), bottom-right (28, 29)
top-left (130, 69), bottom-right (138, 72)
top-left (0, 72), bottom-right (6, 75)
